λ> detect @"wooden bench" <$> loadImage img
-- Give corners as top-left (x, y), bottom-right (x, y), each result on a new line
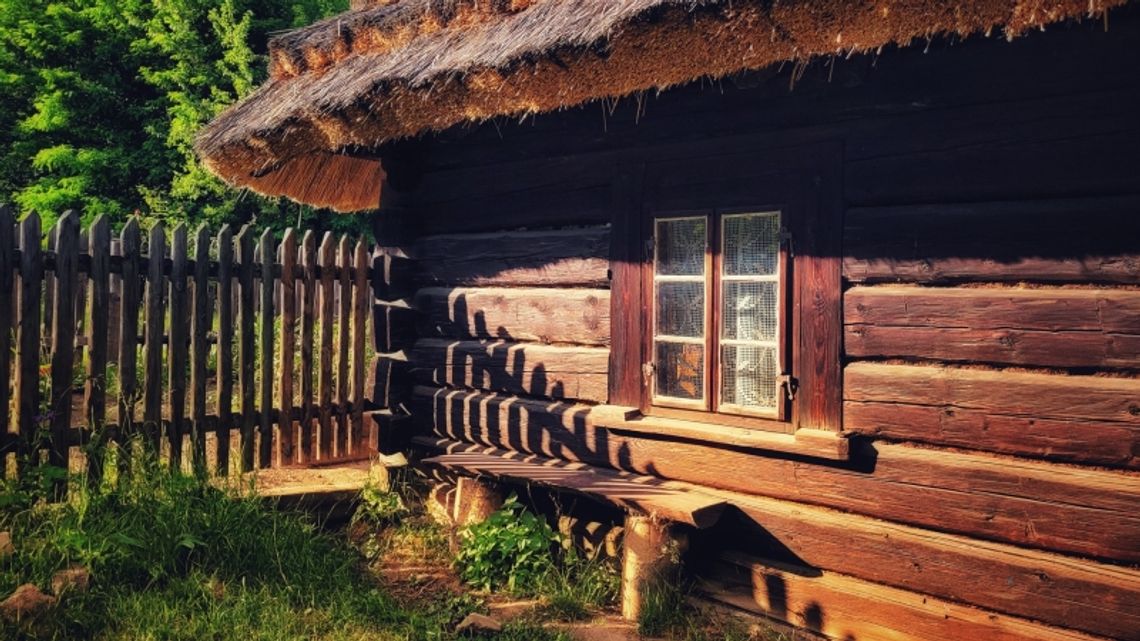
top-left (416, 436), bottom-right (729, 619)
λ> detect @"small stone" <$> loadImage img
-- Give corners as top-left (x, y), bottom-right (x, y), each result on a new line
top-left (455, 612), bottom-right (503, 635)
top-left (0, 531), bottom-right (12, 559)
top-left (0, 584), bottom-right (56, 622)
top-left (51, 565), bottom-right (91, 595)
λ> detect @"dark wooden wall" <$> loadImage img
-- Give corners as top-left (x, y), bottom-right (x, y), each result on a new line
top-left (385, 7), bottom-right (1140, 641)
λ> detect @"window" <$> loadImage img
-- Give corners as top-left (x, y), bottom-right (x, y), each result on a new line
top-left (608, 145), bottom-right (843, 450)
top-left (650, 210), bottom-right (791, 426)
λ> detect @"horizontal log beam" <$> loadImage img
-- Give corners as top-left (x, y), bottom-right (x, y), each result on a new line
top-left (844, 362), bottom-right (1140, 425)
top-left (410, 339), bottom-right (610, 402)
top-left (411, 386), bottom-right (1140, 563)
top-left (845, 286), bottom-right (1140, 369)
top-left (415, 286), bottom-right (611, 346)
top-left (415, 227), bottom-right (610, 287)
top-left (701, 558), bottom-right (1121, 641)
top-left (842, 195), bottom-right (1140, 284)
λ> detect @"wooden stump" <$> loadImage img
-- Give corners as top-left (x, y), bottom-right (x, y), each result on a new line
top-left (453, 477), bottom-right (504, 527)
top-left (621, 515), bottom-right (688, 621)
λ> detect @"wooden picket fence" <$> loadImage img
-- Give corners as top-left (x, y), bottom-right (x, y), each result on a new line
top-left (0, 205), bottom-right (378, 485)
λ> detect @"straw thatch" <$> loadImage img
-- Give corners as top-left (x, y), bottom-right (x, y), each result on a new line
top-left (196, 0), bottom-right (1127, 212)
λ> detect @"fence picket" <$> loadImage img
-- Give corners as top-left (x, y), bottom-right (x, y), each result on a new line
top-left (84, 216), bottom-right (110, 485)
top-left (0, 206), bottom-right (13, 473)
top-left (168, 225), bottom-right (189, 470)
top-left (300, 231), bottom-right (316, 463)
top-left (236, 226), bottom-right (255, 472)
top-left (2, 215), bottom-right (376, 482)
top-left (116, 219), bottom-right (141, 473)
top-left (15, 213), bottom-right (42, 474)
top-left (48, 212), bottom-right (80, 486)
top-left (258, 228), bottom-right (275, 468)
top-left (317, 233), bottom-right (335, 459)
top-left (278, 229), bottom-right (297, 465)
top-left (143, 224), bottom-right (166, 451)
top-left (352, 238), bottom-right (369, 455)
top-left (216, 225), bottom-right (234, 475)
top-left (190, 225), bottom-right (210, 473)
top-left (337, 235), bottom-right (352, 458)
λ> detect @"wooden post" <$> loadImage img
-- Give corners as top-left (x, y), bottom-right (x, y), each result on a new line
top-left (215, 225), bottom-right (234, 475)
top-left (84, 216), bottom-right (110, 485)
top-left (336, 235), bottom-right (352, 458)
top-left (235, 225), bottom-right (255, 472)
top-left (143, 223), bottom-right (166, 452)
top-left (168, 224), bottom-right (189, 470)
top-left (15, 212), bottom-right (41, 475)
top-left (351, 239), bottom-right (369, 455)
top-left (317, 233), bottom-right (335, 460)
top-left (0, 206), bottom-right (14, 474)
top-left (620, 515), bottom-right (688, 621)
top-left (189, 225), bottom-right (210, 474)
top-left (453, 476), bottom-right (504, 526)
top-left (47, 212), bottom-right (80, 494)
top-left (278, 229), bottom-right (297, 465)
top-left (116, 219), bottom-right (141, 474)
top-left (257, 228), bottom-right (275, 469)
top-left (299, 231), bottom-right (316, 463)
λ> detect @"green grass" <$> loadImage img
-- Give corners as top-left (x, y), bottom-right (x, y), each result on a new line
top-left (0, 455), bottom-right (567, 641)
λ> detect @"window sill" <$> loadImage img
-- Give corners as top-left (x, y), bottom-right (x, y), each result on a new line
top-left (591, 405), bottom-right (849, 461)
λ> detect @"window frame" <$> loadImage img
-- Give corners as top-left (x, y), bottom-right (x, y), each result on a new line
top-left (610, 142), bottom-right (844, 442)
top-left (643, 207), bottom-right (794, 433)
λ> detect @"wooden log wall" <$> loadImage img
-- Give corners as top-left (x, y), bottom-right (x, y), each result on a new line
top-left (405, 228), bottom-right (613, 416)
top-left (0, 213), bottom-right (377, 484)
top-left (389, 8), bottom-right (1140, 641)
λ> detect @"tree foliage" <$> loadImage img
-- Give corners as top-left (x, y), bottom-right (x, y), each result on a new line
top-left (0, 0), bottom-right (361, 233)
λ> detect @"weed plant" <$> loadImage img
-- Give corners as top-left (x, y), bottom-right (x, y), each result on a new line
top-left (0, 453), bottom-right (566, 641)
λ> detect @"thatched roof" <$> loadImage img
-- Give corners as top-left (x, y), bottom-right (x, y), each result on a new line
top-left (196, 0), bottom-right (1127, 212)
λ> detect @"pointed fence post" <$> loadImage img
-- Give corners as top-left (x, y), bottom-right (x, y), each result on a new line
top-left (48, 212), bottom-right (80, 494)
top-left (84, 215), bottom-right (111, 485)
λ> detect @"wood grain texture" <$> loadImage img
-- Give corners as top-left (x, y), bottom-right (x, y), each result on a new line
top-left (14, 213), bottom-right (41, 472)
top-left (336, 235), bottom-right (352, 458)
top-left (143, 223), bottom-right (166, 450)
top-left (190, 225), bottom-right (210, 470)
top-left (235, 226), bottom-right (256, 471)
top-left (415, 287), bottom-right (611, 346)
top-left (317, 232), bottom-right (336, 459)
top-left (48, 212), bottom-right (79, 475)
top-left (115, 220), bottom-right (141, 471)
top-left (0, 207), bottom-right (14, 459)
top-left (299, 231), bottom-right (317, 463)
top-left (372, 299), bottom-right (417, 353)
top-left (843, 195), bottom-right (1140, 284)
top-left (411, 338), bottom-right (610, 403)
top-left (845, 286), bottom-right (1140, 369)
top-left (279, 229), bottom-right (297, 464)
top-left (168, 225), bottom-right (189, 469)
top-left (257, 228), bottom-right (276, 468)
top-left (83, 216), bottom-right (111, 482)
top-left (608, 169), bottom-right (644, 406)
top-left (215, 225), bottom-right (234, 474)
top-left (412, 386), bottom-right (1140, 563)
top-left (714, 497), bottom-right (1140, 641)
top-left (351, 239), bottom-right (369, 454)
top-left (416, 227), bottom-right (610, 287)
top-left (703, 556), bottom-right (1124, 641)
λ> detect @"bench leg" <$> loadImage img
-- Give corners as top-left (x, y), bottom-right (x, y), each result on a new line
top-left (453, 476), bottom-right (504, 526)
top-left (621, 515), bottom-right (687, 621)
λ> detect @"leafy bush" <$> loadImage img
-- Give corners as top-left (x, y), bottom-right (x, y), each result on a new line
top-left (454, 495), bottom-right (561, 594)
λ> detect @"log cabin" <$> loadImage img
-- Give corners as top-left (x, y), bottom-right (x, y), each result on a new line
top-left (196, 1), bottom-right (1140, 639)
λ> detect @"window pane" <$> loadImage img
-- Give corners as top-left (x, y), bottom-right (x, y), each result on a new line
top-left (723, 212), bottom-right (780, 276)
top-left (722, 281), bottom-right (778, 341)
top-left (721, 345), bottom-right (779, 410)
top-left (656, 217), bottom-right (706, 276)
top-left (656, 342), bottom-right (704, 400)
top-left (656, 282), bottom-right (704, 338)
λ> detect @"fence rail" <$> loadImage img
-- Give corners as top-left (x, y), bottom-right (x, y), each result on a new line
top-left (0, 205), bottom-right (379, 485)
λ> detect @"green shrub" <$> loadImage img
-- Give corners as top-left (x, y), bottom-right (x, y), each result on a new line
top-left (454, 495), bottom-right (561, 594)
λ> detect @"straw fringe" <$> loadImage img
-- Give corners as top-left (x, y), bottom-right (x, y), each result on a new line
top-left (196, 0), bottom-right (1129, 212)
